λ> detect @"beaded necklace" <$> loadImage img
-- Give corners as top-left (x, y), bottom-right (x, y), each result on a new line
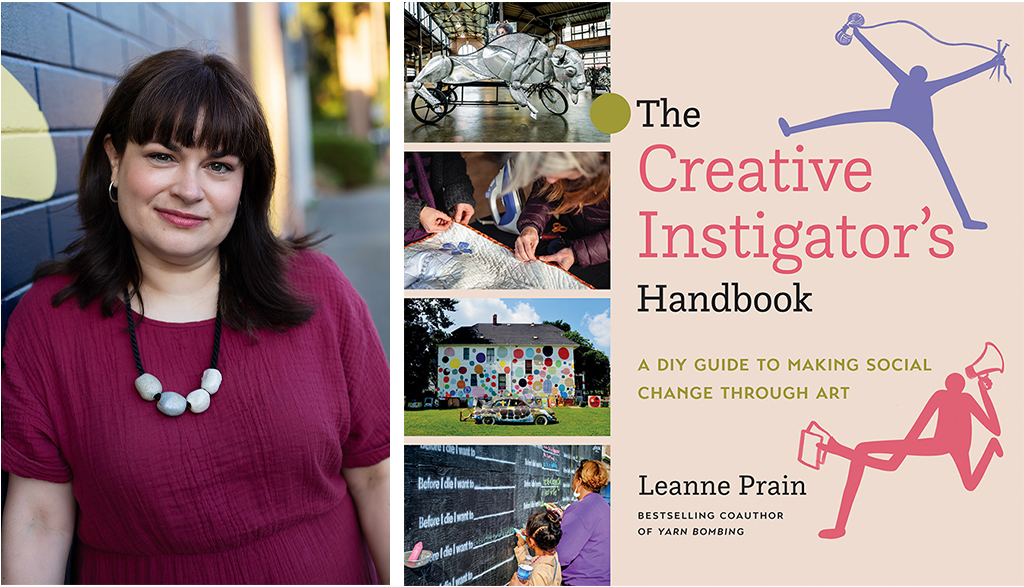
top-left (126, 264), bottom-right (224, 416)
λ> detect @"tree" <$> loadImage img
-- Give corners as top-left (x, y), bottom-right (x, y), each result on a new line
top-left (543, 321), bottom-right (610, 394)
top-left (405, 298), bottom-right (457, 400)
top-left (333, 2), bottom-right (390, 137)
top-left (299, 3), bottom-right (389, 129)
top-left (299, 3), bottom-right (344, 120)
top-left (544, 319), bottom-right (572, 332)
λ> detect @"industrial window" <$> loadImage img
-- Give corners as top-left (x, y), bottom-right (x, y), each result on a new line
top-left (583, 50), bottom-right (610, 69)
top-left (565, 18), bottom-right (611, 41)
top-left (404, 2), bottom-right (450, 49)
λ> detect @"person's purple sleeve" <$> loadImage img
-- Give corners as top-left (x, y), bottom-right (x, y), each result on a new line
top-left (516, 184), bottom-right (552, 236)
top-left (555, 505), bottom-right (590, 565)
top-left (569, 228), bottom-right (610, 268)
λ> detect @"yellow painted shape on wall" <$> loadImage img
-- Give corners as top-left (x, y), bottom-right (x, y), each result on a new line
top-left (1, 66), bottom-right (57, 201)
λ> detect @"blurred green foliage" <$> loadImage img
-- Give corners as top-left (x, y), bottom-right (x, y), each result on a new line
top-left (312, 122), bottom-right (377, 188)
top-left (299, 2), bottom-right (345, 120)
top-left (301, 3), bottom-right (388, 189)
top-left (299, 2), bottom-right (390, 123)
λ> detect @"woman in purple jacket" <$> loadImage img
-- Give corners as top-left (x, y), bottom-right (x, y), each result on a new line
top-left (557, 459), bottom-right (611, 586)
top-left (509, 152), bottom-right (610, 271)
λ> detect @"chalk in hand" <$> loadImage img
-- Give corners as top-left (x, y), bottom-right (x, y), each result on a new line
top-left (544, 502), bottom-right (564, 517)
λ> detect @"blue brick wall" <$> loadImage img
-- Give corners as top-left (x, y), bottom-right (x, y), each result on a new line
top-left (1, 2), bottom-right (240, 344)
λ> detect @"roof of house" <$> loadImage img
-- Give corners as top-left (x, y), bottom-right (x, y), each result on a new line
top-left (441, 323), bottom-right (579, 347)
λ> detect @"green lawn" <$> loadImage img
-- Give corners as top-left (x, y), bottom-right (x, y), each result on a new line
top-left (404, 406), bottom-right (611, 437)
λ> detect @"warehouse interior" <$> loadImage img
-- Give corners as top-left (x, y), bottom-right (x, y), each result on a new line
top-left (403, 2), bottom-right (612, 143)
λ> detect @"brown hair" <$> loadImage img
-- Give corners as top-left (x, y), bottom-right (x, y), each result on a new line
top-left (510, 152), bottom-right (610, 215)
top-left (574, 459), bottom-right (610, 492)
top-left (34, 49), bottom-right (317, 334)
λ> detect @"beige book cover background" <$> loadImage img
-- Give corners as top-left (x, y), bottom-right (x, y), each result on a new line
top-left (610, 3), bottom-right (1022, 584)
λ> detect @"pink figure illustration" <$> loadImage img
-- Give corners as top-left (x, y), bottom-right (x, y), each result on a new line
top-left (803, 344), bottom-right (1004, 539)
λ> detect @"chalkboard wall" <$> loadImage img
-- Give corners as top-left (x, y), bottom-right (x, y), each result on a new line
top-left (404, 445), bottom-right (605, 586)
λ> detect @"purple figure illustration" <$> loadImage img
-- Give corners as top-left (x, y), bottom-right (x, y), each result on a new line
top-left (800, 343), bottom-right (1005, 539)
top-left (779, 14), bottom-right (1010, 230)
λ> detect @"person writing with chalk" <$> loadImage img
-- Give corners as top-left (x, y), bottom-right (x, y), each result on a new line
top-left (509, 509), bottom-right (563, 586)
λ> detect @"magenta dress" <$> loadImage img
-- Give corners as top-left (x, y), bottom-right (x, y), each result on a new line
top-left (1, 251), bottom-right (389, 584)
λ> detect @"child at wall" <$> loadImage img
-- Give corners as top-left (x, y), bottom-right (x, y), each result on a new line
top-left (510, 509), bottom-right (563, 586)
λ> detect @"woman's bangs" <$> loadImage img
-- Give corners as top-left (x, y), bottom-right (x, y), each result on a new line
top-left (126, 68), bottom-right (254, 161)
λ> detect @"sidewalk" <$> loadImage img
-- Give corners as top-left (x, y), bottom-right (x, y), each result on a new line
top-left (304, 184), bottom-right (389, 360)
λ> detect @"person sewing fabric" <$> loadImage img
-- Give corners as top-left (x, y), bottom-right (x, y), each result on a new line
top-left (404, 152), bottom-right (475, 244)
top-left (509, 152), bottom-right (610, 271)
top-left (1, 49), bottom-right (389, 584)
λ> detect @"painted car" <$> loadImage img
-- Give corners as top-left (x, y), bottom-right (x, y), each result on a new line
top-left (474, 398), bottom-right (558, 425)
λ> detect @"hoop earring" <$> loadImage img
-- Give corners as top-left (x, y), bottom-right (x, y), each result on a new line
top-left (108, 182), bottom-right (118, 203)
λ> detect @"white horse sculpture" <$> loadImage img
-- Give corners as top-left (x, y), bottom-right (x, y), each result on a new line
top-left (411, 33), bottom-right (587, 119)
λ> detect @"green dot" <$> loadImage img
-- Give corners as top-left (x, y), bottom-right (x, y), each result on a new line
top-left (590, 93), bottom-right (630, 134)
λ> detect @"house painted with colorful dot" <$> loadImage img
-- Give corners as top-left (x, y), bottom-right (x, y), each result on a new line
top-left (437, 315), bottom-right (578, 403)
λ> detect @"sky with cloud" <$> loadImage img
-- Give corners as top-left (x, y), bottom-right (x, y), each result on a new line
top-left (444, 298), bottom-right (611, 356)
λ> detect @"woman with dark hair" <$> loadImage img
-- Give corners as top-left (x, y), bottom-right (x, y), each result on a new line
top-left (557, 460), bottom-right (610, 586)
top-left (510, 509), bottom-right (563, 586)
top-left (1, 49), bottom-right (389, 584)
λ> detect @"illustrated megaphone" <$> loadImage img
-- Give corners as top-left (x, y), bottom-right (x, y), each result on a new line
top-left (966, 342), bottom-right (1004, 380)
